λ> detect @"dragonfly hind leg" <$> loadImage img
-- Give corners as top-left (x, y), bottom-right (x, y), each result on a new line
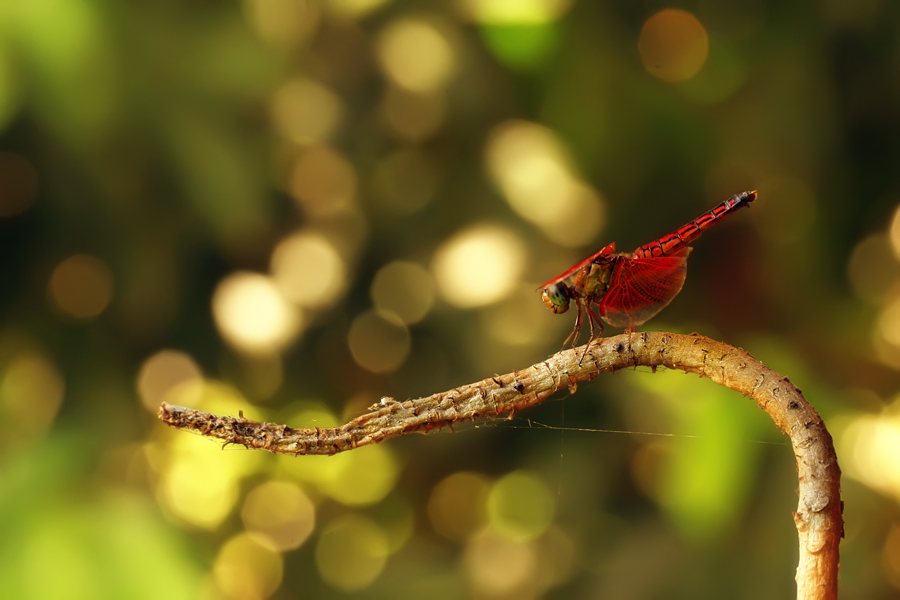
top-left (586, 304), bottom-right (604, 341)
top-left (578, 304), bottom-right (605, 364)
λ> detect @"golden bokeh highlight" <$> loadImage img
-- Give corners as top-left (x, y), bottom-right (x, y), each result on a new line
top-left (848, 234), bottom-right (900, 304)
top-left (485, 120), bottom-right (605, 246)
top-left (482, 289), bottom-right (558, 347)
top-left (379, 84), bottom-right (446, 142)
top-left (879, 296), bottom-right (900, 350)
top-left (877, 331), bottom-right (900, 372)
top-left (889, 204), bottom-right (900, 262)
top-left (884, 525), bottom-right (900, 589)
top-left (213, 533), bottom-right (283, 600)
top-left (243, 0), bottom-right (320, 48)
top-left (427, 471), bottom-right (490, 542)
top-left (241, 481), bottom-right (316, 551)
top-left (370, 261), bottom-right (435, 325)
top-left (486, 120), bottom-right (569, 220)
top-left (460, 0), bottom-right (572, 24)
top-left (162, 457), bottom-right (233, 530)
top-left (638, 9), bottom-right (709, 83)
top-left (376, 19), bottom-right (456, 95)
top-left (0, 151), bottom-right (39, 217)
top-left (316, 445), bottom-right (400, 506)
top-left (462, 529), bottom-right (539, 597)
top-left (276, 404), bottom-right (401, 505)
top-left (158, 440), bottom-right (244, 529)
top-left (431, 224), bottom-right (526, 308)
top-left (327, 0), bottom-right (391, 18)
top-left (136, 350), bottom-right (203, 413)
top-left (270, 79), bottom-right (343, 144)
top-left (288, 145), bottom-right (357, 217)
top-left (542, 182), bottom-right (605, 247)
top-left (270, 231), bottom-right (346, 309)
top-left (486, 470), bottom-right (555, 542)
top-left (0, 350), bottom-right (64, 443)
top-left (873, 208), bottom-right (900, 365)
top-left (47, 254), bottom-right (114, 320)
top-left (347, 309), bottom-right (411, 374)
top-left (156, 383), bottom-right (263, 529)
top-left (836, 403), bottom-right (900, 502)
top-left (537, 526), bottom-right (578, 589)
top-left (319, 446), bottom-right (400, 506)
top-left (315, 514), bottom-right (390, 592)
top-left (212, 272), bottom-right (301, 354)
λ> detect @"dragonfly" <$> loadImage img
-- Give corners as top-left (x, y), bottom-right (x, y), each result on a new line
top-left (540, 190), bottom-right (757, 349)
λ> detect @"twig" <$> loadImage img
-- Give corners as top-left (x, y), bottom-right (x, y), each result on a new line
top-left (158, 331), bottom-right (842, 600)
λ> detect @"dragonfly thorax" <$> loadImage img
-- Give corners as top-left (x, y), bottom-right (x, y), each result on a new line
top-left (540, 255), bottom-right (619, 316)
top-left (579, 258), bottom-right (618, 298)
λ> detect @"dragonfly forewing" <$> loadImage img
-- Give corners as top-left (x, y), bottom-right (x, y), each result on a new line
top-left (597, 249), bottom-right (690, 329)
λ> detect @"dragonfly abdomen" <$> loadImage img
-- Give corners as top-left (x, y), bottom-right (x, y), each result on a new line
top-left (632, 190), bottom-right (757, 259)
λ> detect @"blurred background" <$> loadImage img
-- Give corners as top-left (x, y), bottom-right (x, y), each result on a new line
top-left (1, 0), bottom-right (898, 598)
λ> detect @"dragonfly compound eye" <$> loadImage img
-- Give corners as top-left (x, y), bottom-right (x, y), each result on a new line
top-left (542, 283), bottom-right (570, 314)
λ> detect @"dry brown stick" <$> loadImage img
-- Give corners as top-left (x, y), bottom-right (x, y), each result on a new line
top-left (158, 331), bottom-right (842, 600)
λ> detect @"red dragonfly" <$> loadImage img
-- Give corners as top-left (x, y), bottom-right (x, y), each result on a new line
top-left (540, 190), bottom-right (757, 347)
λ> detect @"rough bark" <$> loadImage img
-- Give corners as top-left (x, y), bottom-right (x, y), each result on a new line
top-left (158, 331), bottom-right (842, 599)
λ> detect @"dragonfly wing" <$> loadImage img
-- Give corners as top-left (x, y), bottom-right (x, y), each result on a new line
top-left (597, 249), bottom-right (690, 329)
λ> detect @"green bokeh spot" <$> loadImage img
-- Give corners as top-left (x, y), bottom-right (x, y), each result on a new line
top-left (479, 23), bottom-right (559, 71)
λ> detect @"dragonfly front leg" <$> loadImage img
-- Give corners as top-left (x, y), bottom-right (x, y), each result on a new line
top-left (562, 300), bottom-right (585, 349)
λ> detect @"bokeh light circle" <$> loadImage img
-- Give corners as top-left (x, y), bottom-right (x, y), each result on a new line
top-left (270, 231), bottom-right (346, 309)
top-left (0, 350), bottom-right (65, 442)
top-left (486, 470), bottom-right (555, 542)
top-left (370, 261), bottom-right (435, 325)
top-left (485, 120), bottom-right (605, 246)
top-left (241, 481), bottom-right (316, 551)
top-left (347, 309), bottom-right (411, 374)
top-left (376, 19), bottom-right (456, 94)
top-left (47, 254), bottom-right (115, 320)
top-left (462, 529), bottom-right (539, 596)
top-left (288, 145), bottom-right (357, 217)
top-left (428, 471), bottom-right (491, 542)
top-left (136, 350), bottom-right (203, 412)
top-left (315, 514), bottom-right (390, 592)
top-left (212, 272), bottom-right (301, 354)
top-left (270, 79), bottom-right (343, 143)
top-left (213, 533), bottom-right (283, 599)
top-left (638, 9), bottom-right (709, 83)
top-left (431, 224), bottom-right (526, 308)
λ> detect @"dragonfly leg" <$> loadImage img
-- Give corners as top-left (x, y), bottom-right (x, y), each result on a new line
top-left (586, 305), bottom-right (604, 341)
top-left (562, 301), bottom-right (585, 350)
top-left (579, 304), bottom-right (605, 365)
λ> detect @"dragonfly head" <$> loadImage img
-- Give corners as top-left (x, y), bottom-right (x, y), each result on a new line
top-left (541, 282), bottom-right (570, 314)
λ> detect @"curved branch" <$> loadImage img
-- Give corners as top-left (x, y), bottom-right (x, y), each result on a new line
top-left (158, 331), bottom-right (842, 600)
